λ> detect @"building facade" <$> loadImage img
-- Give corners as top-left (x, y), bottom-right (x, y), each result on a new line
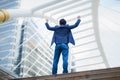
top-left (16, 18), bottom-right (53, 77)
top-left (0, 0), bottom-right (20, 73)
top-left (0, 0), bottom-right (53, 77)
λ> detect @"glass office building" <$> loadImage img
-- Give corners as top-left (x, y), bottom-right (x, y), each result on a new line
top-left (15, 18), bottom-right (53, 77)
top-left (1, 0), bottom-right (120, 78)
top-left (0, 0), bottom-right (20, 73)
top-left (0, 0), bottom-right (53, 77)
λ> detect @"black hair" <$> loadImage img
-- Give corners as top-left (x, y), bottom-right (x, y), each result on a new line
top-left (59, 19), bottom-right (66, 25)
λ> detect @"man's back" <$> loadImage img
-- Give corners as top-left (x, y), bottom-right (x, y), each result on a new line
top-left (54, 26), bottom-right (70, 44)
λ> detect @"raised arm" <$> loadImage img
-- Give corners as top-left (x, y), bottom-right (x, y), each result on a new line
top-left (45, 19), bottom-right (55, 31)
top-left (68, 16), bottom-right (81, 29)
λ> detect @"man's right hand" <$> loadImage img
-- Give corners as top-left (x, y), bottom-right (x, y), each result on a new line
top-left (46, 19), bottom-right (48, 22)
top-left (77, 16), bottom-right (80, 19)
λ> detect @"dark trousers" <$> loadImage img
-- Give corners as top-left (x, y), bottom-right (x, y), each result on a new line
top-left (52, 43), bottom-right (69, 74)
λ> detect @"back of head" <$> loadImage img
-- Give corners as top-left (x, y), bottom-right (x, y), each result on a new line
top-left (59, 19), bottom-right (66, 25)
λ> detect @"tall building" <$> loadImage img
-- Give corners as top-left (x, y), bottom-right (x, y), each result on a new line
top-left (16, 18), bottom-right (53, 77)
top-left (0, 0), bottom-right (53, 77)
top-left (0, 0), bottom-right (20, 73)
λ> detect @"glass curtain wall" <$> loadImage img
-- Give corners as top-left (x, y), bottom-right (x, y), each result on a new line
top-left (0, 0), bottom-right (20, 73)
top-left (17, 18), bottom-right (53, 77)
top-left (0, 0), bottom-right (53, 78)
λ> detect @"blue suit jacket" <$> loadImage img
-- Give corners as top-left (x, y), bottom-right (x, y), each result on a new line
top-left (45, 19), bottom-right (81, 45)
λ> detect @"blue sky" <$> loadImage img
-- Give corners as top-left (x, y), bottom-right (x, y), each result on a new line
top-left (100, 0), bottom-right (120, 12)
top-left (99, 0), bottom-right (120, 67)
top-left (100, 0), bottom-right (120, 6)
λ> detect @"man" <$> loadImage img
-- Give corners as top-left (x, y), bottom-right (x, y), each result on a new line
top-left (45, 16), bottom-right (81, 74)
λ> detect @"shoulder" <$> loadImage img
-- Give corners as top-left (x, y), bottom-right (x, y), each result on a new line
top-left (55, 25), bottom-right (60, 28)
top-left (55, 25), bottom-right (59, 27)
top-left (55, 25), bottom-right (70, 29)
top-left (66, 24), bottom-right (69, 26)
top-left (61, 24), bottom-right (69, 27)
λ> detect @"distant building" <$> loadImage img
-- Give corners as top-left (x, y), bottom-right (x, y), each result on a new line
top-left (0, 0), bottom-right (53, 77)
top-left (17, 18), bottom-right (53, 77)
top-left (0, 0), bottom-right (20, 73)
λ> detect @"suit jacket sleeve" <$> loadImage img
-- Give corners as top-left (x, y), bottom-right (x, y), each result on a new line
top-left (45, 22), bottom-right (56, 31)
top-left (68, 19), bottom-right (81, 29)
